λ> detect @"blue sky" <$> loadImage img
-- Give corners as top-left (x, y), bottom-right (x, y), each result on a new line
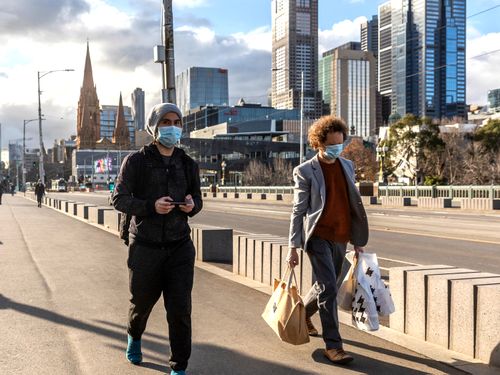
top-left (1, 0), bottom-right (500, 148)
top-left (171, 0), bottom-right (500, 36)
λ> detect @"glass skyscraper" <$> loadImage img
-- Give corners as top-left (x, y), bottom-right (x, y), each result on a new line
top-left (176, 67), bottom-right (229, 115)
top-left (131, 88), bottom-right (145, 131)
top-left (390, 0), bottom-right (466, 119)
top-left (100, 105), bottom-right (135, 146)
top-left (488, 88), bottom-right (500, 112)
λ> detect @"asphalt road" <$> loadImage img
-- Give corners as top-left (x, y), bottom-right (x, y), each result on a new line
top-left (0, 195), bottom-right (463, 375)
top-left (46, 192), bottom-right (500, 273)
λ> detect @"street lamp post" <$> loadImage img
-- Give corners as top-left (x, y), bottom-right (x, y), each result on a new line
top-left (37, 69), bottom-right (74, 184)
top-left (376, 146), bottom-right (388, 183)
top-left (23, 118), bottom-right (39, 192)
top-left (221, 160), bottom-right (226, 186)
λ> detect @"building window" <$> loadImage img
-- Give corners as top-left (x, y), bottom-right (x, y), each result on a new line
top-left (296, 12), bottom-right (310, 35)
top-left (275, 15), bottom-right (286, 41)
top-left (296, 0), bottom-right (310, 8)
top-left (275, 46), bottom-right (286, 94)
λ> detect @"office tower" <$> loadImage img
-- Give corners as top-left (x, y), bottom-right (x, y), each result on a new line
top-left (131, 88), bottom-right (145, 131)
top-left (378, 2), bottom-right (393, 123)
top-left (391, 0), bottom-right (466, 119)
top-left (319, 42), bottom-right (376, 138)
top-left (488, 89), bottom-right (500, 112)
top-left (100, 105), bottom-right (135, 146)
top-left (176, 67), bottom-right (229, 114)
top-left (361, 15), bottom-right (379, 56)
top-left (271, 0), bottom-right (322, 119)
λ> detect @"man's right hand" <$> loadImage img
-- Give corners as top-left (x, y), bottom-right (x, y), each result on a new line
top-left (155, 196), bottom-right (174, 214)
top-left (286, 247), bottom-right (299, 268)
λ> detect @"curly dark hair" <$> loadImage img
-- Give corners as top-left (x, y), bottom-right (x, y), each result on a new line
top-left (308, 116), bottom-right (348, 150)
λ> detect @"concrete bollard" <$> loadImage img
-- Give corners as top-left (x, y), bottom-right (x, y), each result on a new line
top-left (254, 237), bottom-right (286, 283)
top-left (300, 250), bottom-right (314, 295)
top-left (389, 265), bottom-right (458, 333)
top-left (271, 243), bottom-right (288, 284)
top-left (232, 234), bottom-right (247, 275)
top-left (77, 204), bottom-right (97, 220)
top-left (426, 272), bottom-right (498, 348)
top-left (193, 225), bottom-right (233, 262)
top-left (405, 267), bottom-right (471, 339)
top-left (88, 206), bottom-right (114, 225)
top-left (245, 235), bottom-right (281, 280)
top-left (262, 240), bottom-right (288, 286)
top-left (449, 277), bottom-right (500, 357)
top-left (475, 283), bottom-right (500, 365)
top-left (103, 210), bottom-right (121, 232)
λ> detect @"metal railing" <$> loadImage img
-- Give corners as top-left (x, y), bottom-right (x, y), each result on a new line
top-left (377, 185), bottom-right (500, 199)
top-left (201, 186), bottom-right (294, 194)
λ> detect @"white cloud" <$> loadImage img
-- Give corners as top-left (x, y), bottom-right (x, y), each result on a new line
top-left (231, 26), bottom-right (272, 52)
top-left (175, 25), bottom-right (216, 44)
top-left (319, 16), bottom-right (367, 55)
top-left (467, 31), bottom-right (500, 104)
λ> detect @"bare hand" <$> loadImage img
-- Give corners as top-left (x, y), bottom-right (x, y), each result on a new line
top-left (155, 196), bottom-right (174, 215)
top-left (286, 247), bottom-right (299, 268)
top-left (353, 246), bottom-right (365, 257)
top-left (179, 194), bottom-right (195, 214)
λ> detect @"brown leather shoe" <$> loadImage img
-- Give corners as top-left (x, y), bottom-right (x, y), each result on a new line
top-left (324, 348), bottom-right (354, 365)
top-left (306, 316), bottom-right (319, 336)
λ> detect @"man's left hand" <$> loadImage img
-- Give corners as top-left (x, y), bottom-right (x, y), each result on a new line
top-left (179, 194), bottom-right (195, 213)
top-left (353, 246), bottom-right (365, 257)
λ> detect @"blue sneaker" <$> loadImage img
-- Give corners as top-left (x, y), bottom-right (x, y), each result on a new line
top-left (170, 370), bottom-right (186, 375)
top-left (126, 335), bottom-right (142, 364)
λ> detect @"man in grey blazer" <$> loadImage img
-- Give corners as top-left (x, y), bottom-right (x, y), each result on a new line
top-left (287, 115), bottom-right (369, 365)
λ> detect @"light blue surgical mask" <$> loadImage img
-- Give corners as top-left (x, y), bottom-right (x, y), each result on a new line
top-left (324, 144), bottom-right (343, 160)
top-left (157, 126), bottom-right (182, 148)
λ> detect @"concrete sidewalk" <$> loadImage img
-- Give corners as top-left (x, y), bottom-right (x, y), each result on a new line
top-left (0, 195), bottom-right (467, 374)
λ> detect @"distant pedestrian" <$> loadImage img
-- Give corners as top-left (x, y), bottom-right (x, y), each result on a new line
top-left (286, 115), bottom-right (369, 365)
top-left (34, 180), bottom-right (45, 208)
top-left (10, 183), bottom-right (15, 196)
top-left (113, 103), bottom-right (202, 375)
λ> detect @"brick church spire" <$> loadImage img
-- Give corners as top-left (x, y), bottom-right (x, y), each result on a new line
top-left (76, 41), bottom-right (100, 149)
top-left (112, 93), bottom-right (130, 149)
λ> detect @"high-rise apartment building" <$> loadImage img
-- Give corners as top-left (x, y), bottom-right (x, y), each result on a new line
top-left (378, 2), bottom-right (393, 123)
top-left (319, 43), bottom-right (376, 138)
top-left (390, 0), bottom-right (466, 119)
top-left (131, 88), bottom-right (145, 131)
top-left (176, 67), bottom-right (229, 114)
top-left (271, 0), bottom-right (322, 119)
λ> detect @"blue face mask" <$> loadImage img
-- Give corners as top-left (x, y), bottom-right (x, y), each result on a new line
top-left (324, 144), bottom-right (343, 160)
top-left (157, 126), bottom-right (182, 148)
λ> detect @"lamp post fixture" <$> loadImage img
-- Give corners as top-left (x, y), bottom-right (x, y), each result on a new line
top-left (220, 160), bottom-right (226, 186)
top-left (37, 69), bottom-right (74, 184)
top-left (23, 118), bottom-right (40, 192)
top-left (376, 145), bottom-right (389, 184)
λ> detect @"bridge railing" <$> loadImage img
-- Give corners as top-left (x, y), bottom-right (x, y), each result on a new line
top-left (201, 185), bottom-right (500, 199)
top-left (377, 185), bottom-right (500, 199)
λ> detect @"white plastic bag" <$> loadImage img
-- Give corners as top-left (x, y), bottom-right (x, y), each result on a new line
top-left (351, 252), bottom-right (395, 331)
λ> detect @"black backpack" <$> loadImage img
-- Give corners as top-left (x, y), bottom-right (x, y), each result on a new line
top-left (118, 153), bottom-right (193, 246)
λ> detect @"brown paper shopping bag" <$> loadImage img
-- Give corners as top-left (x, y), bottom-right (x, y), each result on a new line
top-left (261, 267), bottom-right (310, 345)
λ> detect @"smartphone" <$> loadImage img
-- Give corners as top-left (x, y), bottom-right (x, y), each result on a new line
top-left (169, 201), bottom-right (187, 206)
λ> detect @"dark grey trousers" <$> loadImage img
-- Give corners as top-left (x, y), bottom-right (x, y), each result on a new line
top-left (304, 236), bottom-right (347, 350)
top-left (127, 236), bottom-right (195, 371)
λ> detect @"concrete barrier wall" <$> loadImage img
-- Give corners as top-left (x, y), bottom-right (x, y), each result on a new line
top-left (417, 197), bottom-right (452, 209)
top-left (390, 265), bottom-right (500, 365)
top-left (380, 196), bottom-right (412, 207)
top-left (190, 225), bottom-right (233, 262)
top-left (461, 198), bottom-right (494, 211)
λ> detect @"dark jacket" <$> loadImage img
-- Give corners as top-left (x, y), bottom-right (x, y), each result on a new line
top-left (34, 183), bottom-right (45, 197)
top-left (112, 144), bottom-right (203, 245)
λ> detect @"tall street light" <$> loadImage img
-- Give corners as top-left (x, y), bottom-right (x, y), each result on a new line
top-left (272, 67), bottom-right (305, 163)
top-left (23, 118), bottom-right (39, 192)
top-left (37, 69), bottom-right (74, 183)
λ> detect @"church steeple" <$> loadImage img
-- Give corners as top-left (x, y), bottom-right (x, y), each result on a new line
top-left (113, 93), bottom-right (130, 149)
top-left (76, 41), bottom-right (100, 149)
top-left (82, 41), bottom-right (95, 90)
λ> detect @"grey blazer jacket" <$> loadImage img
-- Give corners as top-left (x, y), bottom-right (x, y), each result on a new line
top-left (288, 155), bottom-right (369, 251)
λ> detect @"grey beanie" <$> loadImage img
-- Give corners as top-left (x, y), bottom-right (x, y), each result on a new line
top-left (146, 103), bottom-right (183, 137)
